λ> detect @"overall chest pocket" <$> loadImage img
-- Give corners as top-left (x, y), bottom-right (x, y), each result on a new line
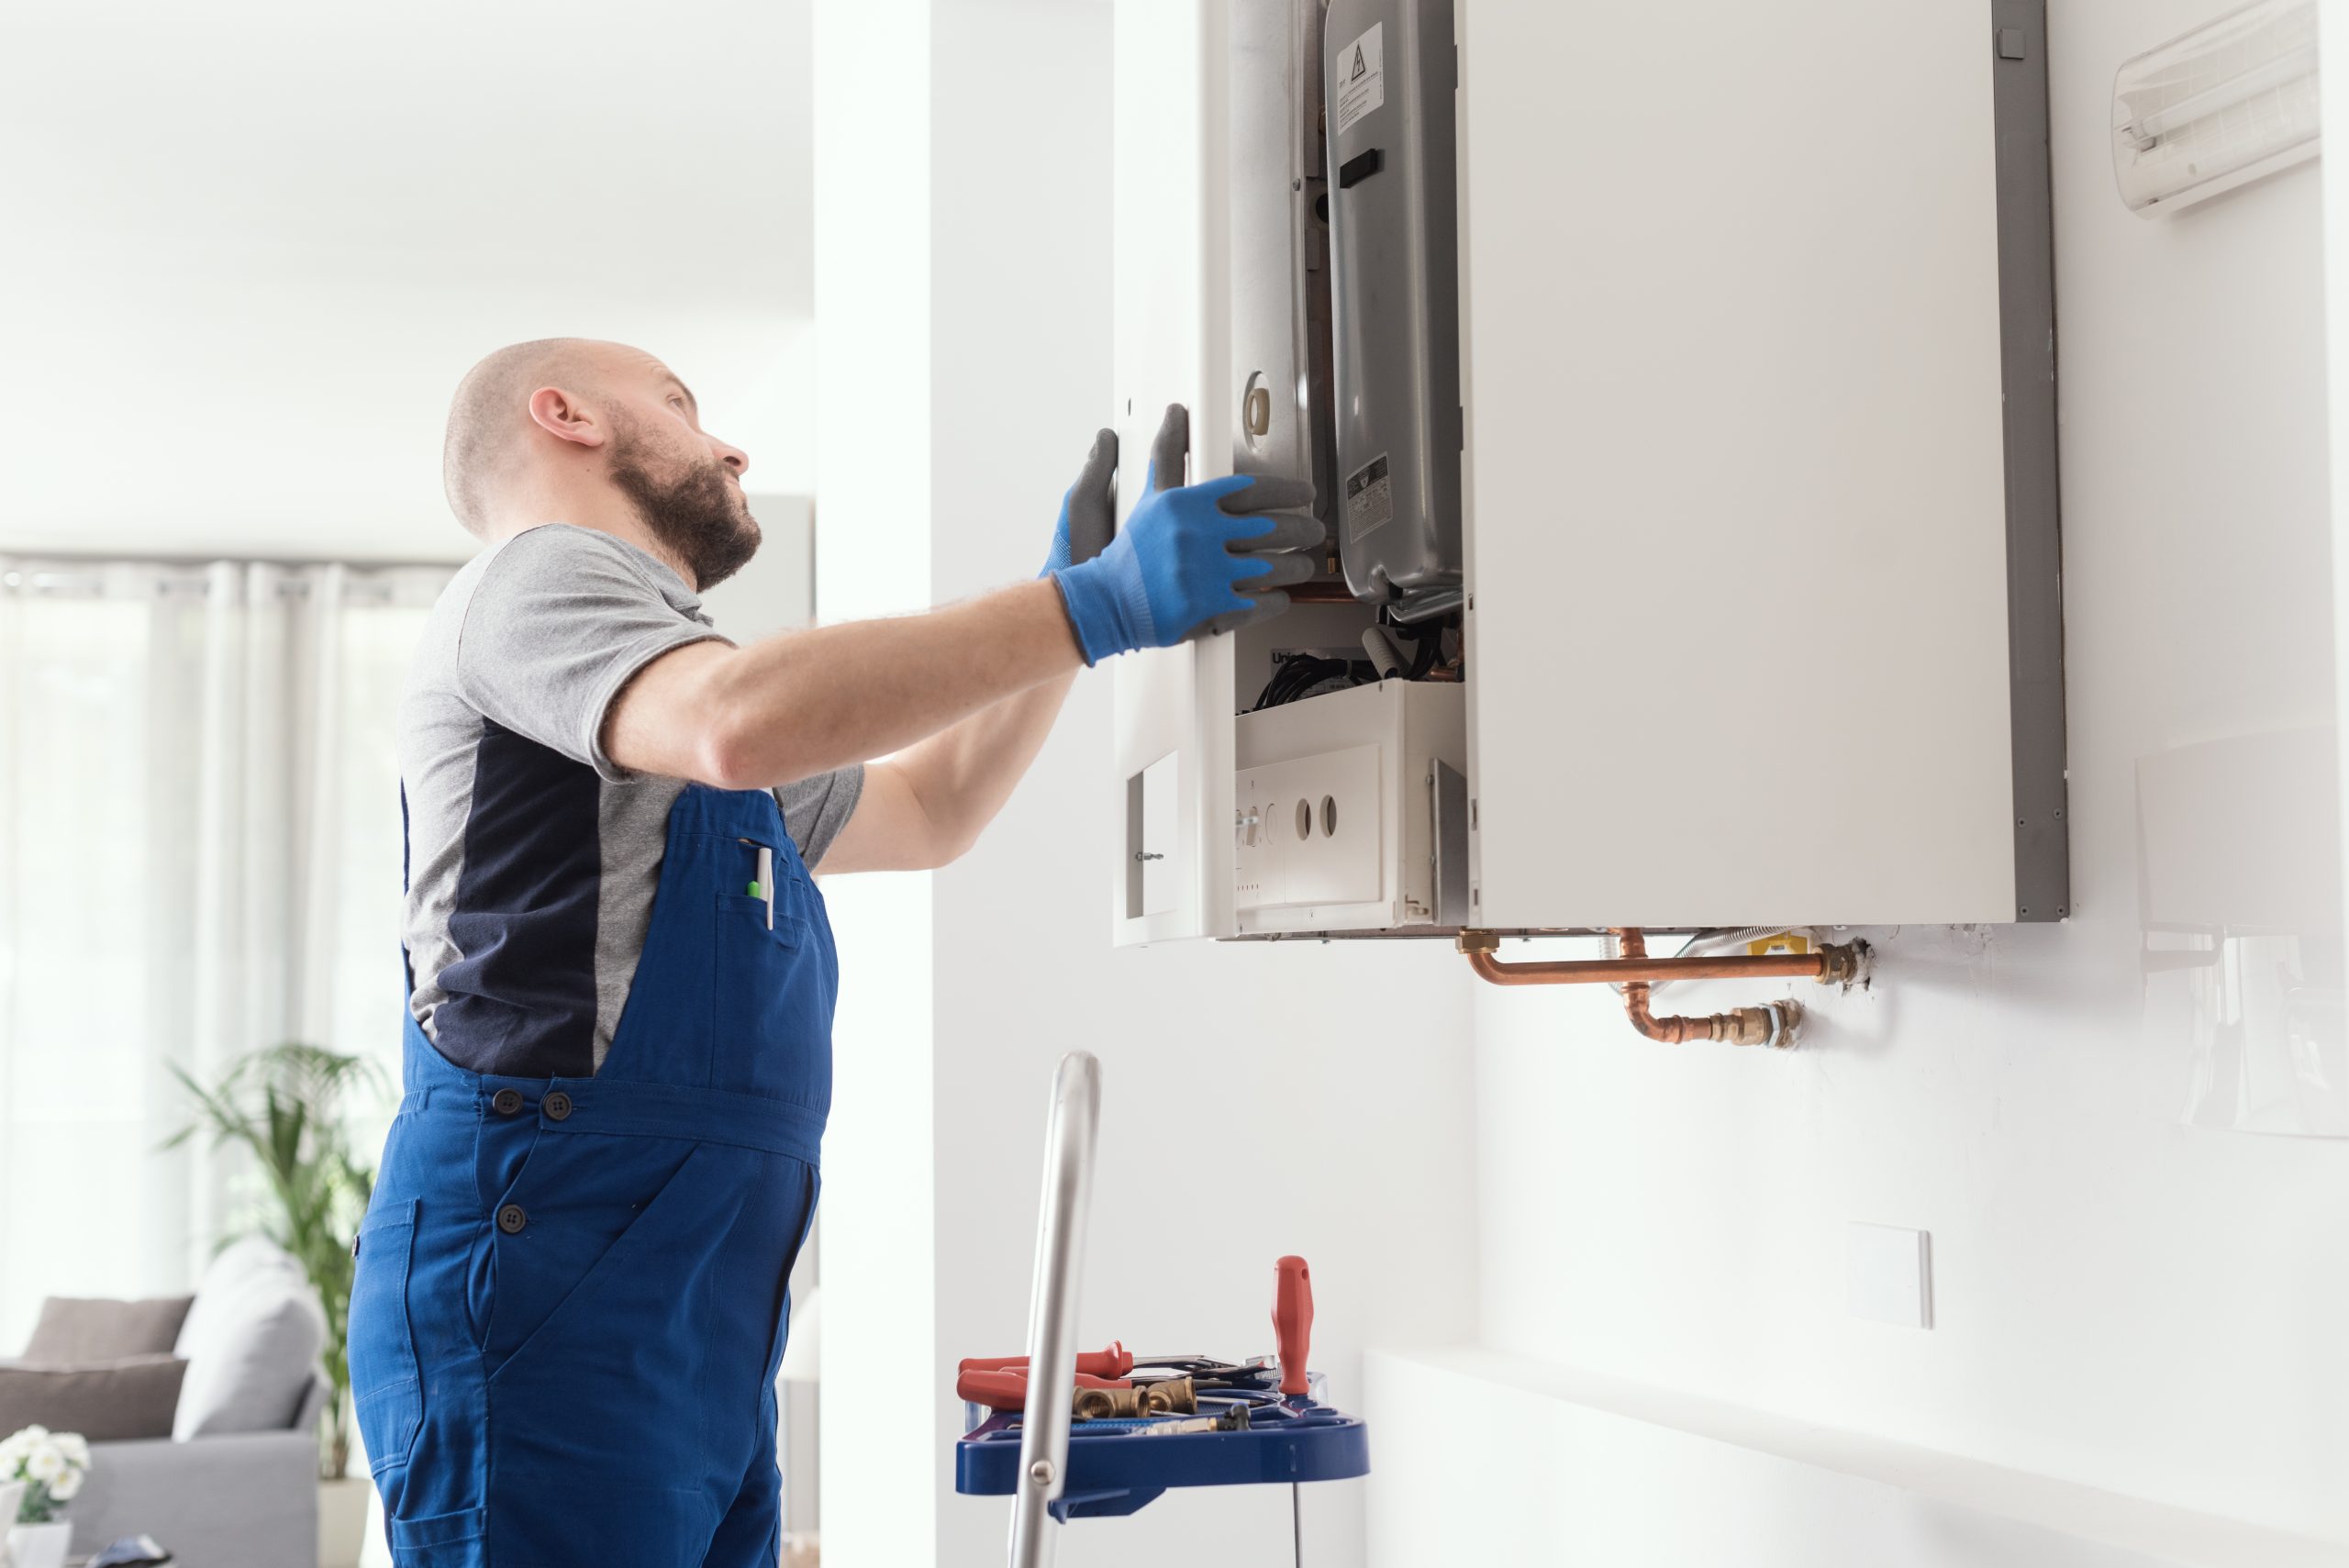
top-left (713, 885), bottom-right (833, 1111)
top-left (717, 891), bottom-right (805, 949)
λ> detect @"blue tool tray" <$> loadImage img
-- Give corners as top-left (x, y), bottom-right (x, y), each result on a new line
top-left (954, 1397), bottom-right (1369, 1520)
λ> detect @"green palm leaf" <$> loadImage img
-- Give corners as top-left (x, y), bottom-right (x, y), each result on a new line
top-left (166, 1041), bottom-right (387, 1481)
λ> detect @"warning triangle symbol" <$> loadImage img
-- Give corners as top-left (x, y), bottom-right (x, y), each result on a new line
top-left (1351, 45), bottom-right (1366, 79)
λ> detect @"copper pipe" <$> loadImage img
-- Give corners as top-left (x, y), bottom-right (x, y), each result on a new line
top-left (1288, 581), bottom-right (1361, 604)
top-left (1616, 929), bottom-right (1791, 1048)
top-left (1457, 928), bottom-right (1863, 1049)
top-left (1458, 944), bottom-right (1834, 986)
top-left (1620, 980), bottom-right (1790, 1047)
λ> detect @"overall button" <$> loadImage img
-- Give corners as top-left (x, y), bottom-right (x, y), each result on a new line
top-left (542, 1091), bottom-right (573, 1122)
top-left (496, 1205), bottom-right (528, 1235)
top-left (491, 1088), bottom-right (523, 1117)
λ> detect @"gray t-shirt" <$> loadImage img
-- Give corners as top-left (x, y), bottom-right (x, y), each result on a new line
top-left (400, 524), bottom-right (862, 1079)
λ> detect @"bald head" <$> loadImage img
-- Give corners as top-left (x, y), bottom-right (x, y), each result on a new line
top-left (441, 338), bottom-right (618, 535)
top-left (439, 337), bottom-right (763, 585)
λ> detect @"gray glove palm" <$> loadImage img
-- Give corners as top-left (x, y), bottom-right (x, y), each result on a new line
top-left (1140, 405), bottom-right (1321, 637)
top-left (1053, 405), bottom-right (1320, 634)
top-left (1043, 428), bottom-right (1119, 575)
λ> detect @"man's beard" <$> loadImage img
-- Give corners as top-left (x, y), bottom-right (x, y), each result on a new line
top-left (608, 428), bottom-right (760, 589)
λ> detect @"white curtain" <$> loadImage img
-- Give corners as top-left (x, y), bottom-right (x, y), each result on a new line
top-left (0, 558), bottom-right (451, 1349)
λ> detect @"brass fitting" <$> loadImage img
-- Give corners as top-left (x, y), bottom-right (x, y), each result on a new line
top-left (1072, 1377), bottom-right (1196, 1421)
top-left (1455, 929), bottom-right (1502, 955)
top-left (1816, 941), bottom-right (1866, 986)
top-left (1624, 995), bottom-right (1799, 1049)
top-left (1721, 999), bottom-right (1802, 1047)
top-left (1141, 1376), bottom-right (1197, 1414)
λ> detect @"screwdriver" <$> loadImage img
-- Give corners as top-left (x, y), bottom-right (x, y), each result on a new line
top-left (1273, 1255), bottom-right (1313, 1398)
top-left (1274, 1255), bottom-right (1315, 1568)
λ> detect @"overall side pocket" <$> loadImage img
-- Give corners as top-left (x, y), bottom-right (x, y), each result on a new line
top-left (762, 1162), bottom-right (823, 1386)
top-left (348, 1197), bottom-right (422, 1475)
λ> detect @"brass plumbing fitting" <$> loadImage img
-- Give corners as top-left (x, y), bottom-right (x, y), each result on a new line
top-left (1455, 928), bottom-right (1865, 1049)
top-left (1072, 1378), bottom-right (1196, 1420)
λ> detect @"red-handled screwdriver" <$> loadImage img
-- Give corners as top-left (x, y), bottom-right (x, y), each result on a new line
top-left (1273, 1255), bottom-right (1313, 1399)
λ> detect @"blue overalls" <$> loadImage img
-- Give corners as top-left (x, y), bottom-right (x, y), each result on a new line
top-left (349, 784), bottom-right (834, 1566)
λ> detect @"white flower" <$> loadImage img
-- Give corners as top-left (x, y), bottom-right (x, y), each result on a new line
top-left (0, 1424), bottom-right (46, 1470)
top-left (27, 1445), bottom-right (64, 1485)
top-left (49, 1465), bottom-right (83, 1501)
top-left (52, 1433), bottom-right (87, 1467)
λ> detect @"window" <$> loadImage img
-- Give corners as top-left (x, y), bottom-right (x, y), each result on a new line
top-left (0, 561), bottom-right (451, 1347)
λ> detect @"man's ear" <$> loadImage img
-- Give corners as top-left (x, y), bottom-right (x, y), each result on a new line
top-left (527, 384), bottom-right (608, 450)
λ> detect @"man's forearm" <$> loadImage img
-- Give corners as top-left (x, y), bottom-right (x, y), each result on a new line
top-left (885, 667), bottom-right (1077, 862)
top-left (607, 578), bottom-right (1084, 787)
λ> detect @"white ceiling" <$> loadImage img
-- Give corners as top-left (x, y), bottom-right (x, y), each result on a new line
top-left (0, 0), bottom-right (816, 563)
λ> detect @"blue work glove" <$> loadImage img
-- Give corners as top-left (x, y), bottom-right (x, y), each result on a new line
top-left (1041, 428), bottom-right (1119, 577)
top-left (1051, 405), bottom-right (1323, 666)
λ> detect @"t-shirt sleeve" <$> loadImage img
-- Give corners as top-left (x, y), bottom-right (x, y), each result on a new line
top-left (453, 527), bottom-right (728, 782)
top-left (778, 767), bottom-right (865, 871)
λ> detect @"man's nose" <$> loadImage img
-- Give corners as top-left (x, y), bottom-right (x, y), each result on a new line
top-left (713, 439), bottom-right (749, 477)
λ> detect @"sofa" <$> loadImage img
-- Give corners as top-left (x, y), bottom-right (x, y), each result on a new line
top-left (4, 1238), bottom-right (330, 1568)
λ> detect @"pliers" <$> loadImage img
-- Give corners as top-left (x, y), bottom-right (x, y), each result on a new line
top-left (955, 1344), bottom-right (1272, 1411)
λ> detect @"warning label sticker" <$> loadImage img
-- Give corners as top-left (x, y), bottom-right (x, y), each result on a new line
top-left (1344, 452), bottom-right (1394, 542)
top-left (1333, 23), bottom-right (1385, 136)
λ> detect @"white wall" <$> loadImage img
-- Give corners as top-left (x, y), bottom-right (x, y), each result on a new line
top-left (1446, 0), bottom-right (2347, 1554)
top-left (699, 493), bottom-right (816, 641)
top-left (813, 3), bottom-right (1480, 1563)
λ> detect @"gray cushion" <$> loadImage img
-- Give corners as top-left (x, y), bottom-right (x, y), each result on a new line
top-left (173, 1237), bottom-right (328, 1440)
top-left (0, 1355), bottom-right (188, 1442)
top-left (21, 1296), bottom-right (195, 1363)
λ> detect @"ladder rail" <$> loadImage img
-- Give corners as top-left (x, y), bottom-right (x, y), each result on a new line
top-left (1007, 1051), bottom-right (1102, 1568)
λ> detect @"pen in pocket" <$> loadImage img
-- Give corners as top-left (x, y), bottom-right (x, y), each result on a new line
top-left (740, 840), bottom-right (776, 929)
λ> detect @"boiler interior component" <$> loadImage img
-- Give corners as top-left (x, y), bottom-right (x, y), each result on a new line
top-left (1324, 0), bottom-right (1462, 617)
top-left (1234, 678), bottom-right (1464, 933)
top-left (1230, 0), bottom-right (1339, 535)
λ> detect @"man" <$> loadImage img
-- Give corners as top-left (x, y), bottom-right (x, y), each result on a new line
top-left (346, 339), bottom-right (1318, 1565)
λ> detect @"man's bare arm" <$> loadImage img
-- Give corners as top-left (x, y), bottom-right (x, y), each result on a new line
top-left (604, 578), bottom-right (1082, 788)
top-left (819, 667), bottom-right (1077, 873)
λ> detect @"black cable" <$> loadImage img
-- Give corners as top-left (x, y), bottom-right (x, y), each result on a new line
top-left (1252, 653), bottom-right (1374, 711)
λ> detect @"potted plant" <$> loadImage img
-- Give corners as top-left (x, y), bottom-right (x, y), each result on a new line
top-left (168, 1042), bottom-right (384, 1568)
top-left (2, 1426), bottom-right (90, 1568)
